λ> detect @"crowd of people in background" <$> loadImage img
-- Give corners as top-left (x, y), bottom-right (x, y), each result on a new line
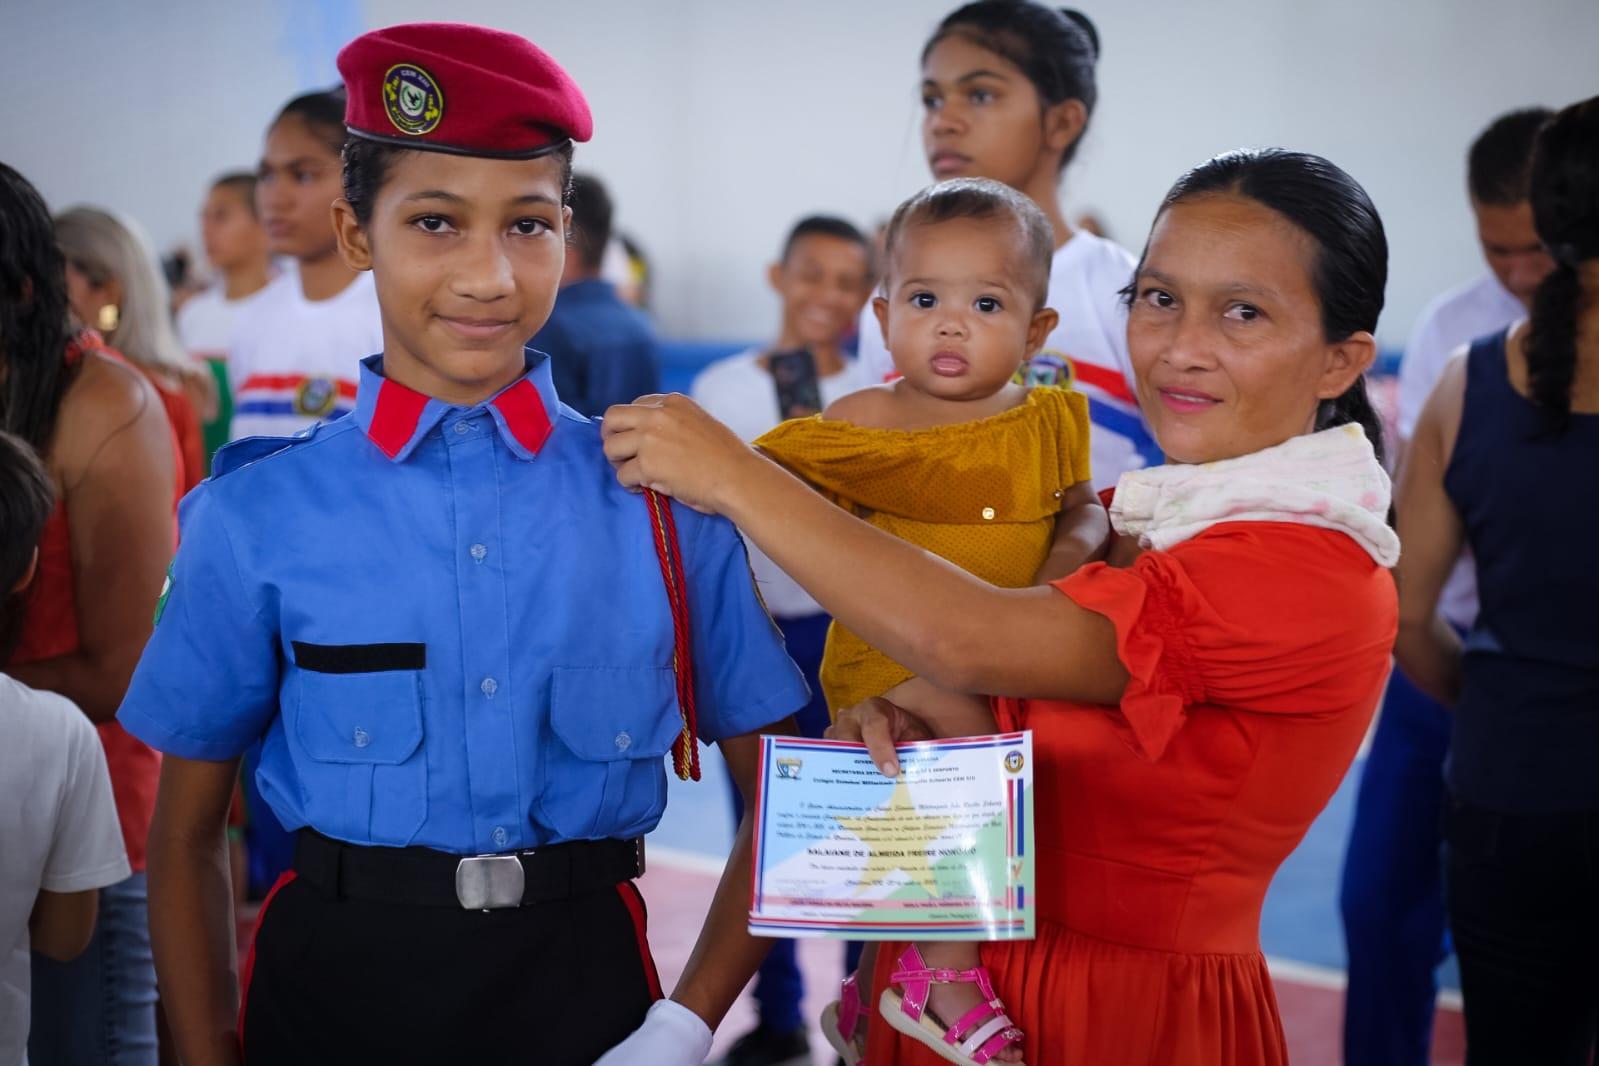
top-left (1, 2), bottom-right (1596, 1065)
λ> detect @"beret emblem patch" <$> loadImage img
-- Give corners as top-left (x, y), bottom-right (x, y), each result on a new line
top-left (383, 63), bottom-right (444, 136)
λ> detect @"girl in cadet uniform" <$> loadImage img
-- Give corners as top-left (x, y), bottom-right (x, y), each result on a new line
top-left (117, 23), bottom-right (807, 1066)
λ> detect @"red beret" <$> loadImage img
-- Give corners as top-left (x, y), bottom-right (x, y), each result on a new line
top-left (337, 23), bottom-right (592, 159)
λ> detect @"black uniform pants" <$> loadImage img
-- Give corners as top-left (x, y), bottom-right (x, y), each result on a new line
top-left (239, 871), bottom-right (660, 1065)
top-left (1444, 796), bottom-right (1599, 1066)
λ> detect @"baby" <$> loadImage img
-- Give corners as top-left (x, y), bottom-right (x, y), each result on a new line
top-left (757, 178), bottom-right (1108, 1065)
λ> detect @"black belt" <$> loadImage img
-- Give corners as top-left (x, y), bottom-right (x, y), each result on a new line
top-left (293, 830), bottom-right (644, 910)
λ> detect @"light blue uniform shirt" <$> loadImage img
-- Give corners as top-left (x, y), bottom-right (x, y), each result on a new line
top-left (119, 350), bottom-right (808, 854)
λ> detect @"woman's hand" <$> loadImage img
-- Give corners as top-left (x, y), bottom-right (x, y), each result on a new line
top-left (824, 697), bottom-right (934, 778)
top-left (601, 394), bottom-right (765, 516)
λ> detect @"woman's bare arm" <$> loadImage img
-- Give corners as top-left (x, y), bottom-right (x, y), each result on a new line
top-left (603, 396), bottom-right (1128, 704)
top-left (11, 354), bottom-right (175, 721)
top-left (1393, 353), bottom-right (1469, 707)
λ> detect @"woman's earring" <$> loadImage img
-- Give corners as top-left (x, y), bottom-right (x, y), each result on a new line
top-left (96, 304), bottom-right (120, 333)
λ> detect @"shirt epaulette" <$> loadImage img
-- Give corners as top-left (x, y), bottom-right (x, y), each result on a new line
top-left (210, 424), bottom-right (326, 479)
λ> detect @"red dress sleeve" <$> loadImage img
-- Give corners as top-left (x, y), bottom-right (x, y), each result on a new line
top-left (1049, 523), bottom-right (1397, 760)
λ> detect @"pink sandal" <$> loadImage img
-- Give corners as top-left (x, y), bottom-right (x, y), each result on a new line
top-left (877, 945), bottom-right (1025, 1065)
top-left (820, 971), bottom-right (866, 1065)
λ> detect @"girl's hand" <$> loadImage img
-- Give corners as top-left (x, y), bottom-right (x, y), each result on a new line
top-left (824, 697), bottom-right (934, 778)
top-left (601, 394), bottom-right (764, 516)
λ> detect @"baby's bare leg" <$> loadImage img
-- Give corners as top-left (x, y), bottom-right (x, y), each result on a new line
top-left (880, 676), bottom-right (997, 740)
top-left (874, 680), bottom-right (1021, 1060)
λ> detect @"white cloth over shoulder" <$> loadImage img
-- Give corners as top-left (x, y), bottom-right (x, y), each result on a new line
top-left (1110, 423), bottom-right (1400, 567)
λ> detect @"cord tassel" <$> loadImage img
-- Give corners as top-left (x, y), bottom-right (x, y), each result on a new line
top-left (644, 489), bottom-right (700, 781)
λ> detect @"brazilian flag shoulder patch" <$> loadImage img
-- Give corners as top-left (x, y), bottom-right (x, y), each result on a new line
top-left (153, 565), bottom-right (172, 625)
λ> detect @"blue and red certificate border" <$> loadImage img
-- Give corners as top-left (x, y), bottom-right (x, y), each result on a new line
top-left (748, 732), bottom-right (1034, 940)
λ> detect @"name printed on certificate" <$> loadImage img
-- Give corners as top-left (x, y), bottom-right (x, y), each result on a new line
top-left (749, 732), bottom-right (1034, 941)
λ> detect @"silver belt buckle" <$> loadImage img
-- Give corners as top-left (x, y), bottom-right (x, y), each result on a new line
top-left (454, 854), bottom-right (525, 910)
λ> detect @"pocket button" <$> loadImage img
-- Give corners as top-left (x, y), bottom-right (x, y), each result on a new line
top-left (614, 731), bottom-right (632, 752)
top-left (353, 727), bottom-right (371, 749)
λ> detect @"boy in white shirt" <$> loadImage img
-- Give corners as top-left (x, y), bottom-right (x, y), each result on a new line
top-left (690, 216), bottom-right (873, 1066)
top-left (175, 172), bottom-right (275, 462)
top-left (0, 432), bottom-right (129, 1066)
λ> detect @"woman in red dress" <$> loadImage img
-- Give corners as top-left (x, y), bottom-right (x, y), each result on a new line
top-left (602, 147), bottom-right (1397, 1066)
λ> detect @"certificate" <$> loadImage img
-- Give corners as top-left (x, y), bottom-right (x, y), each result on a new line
top-left (748, 732), bottom-right (1034, 941)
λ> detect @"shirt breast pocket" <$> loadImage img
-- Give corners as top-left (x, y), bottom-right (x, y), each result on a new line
top-left (290, 641), bottom-right (428, 846)
top-left (540, 666), bottom-right (684, 841)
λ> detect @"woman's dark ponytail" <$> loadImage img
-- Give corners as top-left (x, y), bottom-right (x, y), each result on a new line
top-left (1524, 97), bottom-right (1599, 437)
top-left (1058, 9), bottom-right (1099, 58)
top-left (1525, 260), bottom-right (1581, 434)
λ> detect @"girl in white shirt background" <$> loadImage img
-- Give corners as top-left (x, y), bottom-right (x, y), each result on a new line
top-left (174, 171), bottom-right (274, 462)
top-left (854, 1), bottom-right (1158, 490)
top-left (226, 89), bottom-right (382, 442)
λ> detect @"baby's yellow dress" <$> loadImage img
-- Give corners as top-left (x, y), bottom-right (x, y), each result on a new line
top-left (754, 387), bottom-right (1092, 715)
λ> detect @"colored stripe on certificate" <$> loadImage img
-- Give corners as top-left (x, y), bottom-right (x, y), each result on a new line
top-left (751, 736), bottom-right (774, 915)
top-left (1006, 780), bottom-right (1014, 860)
top-left (1014, 778), bottom-right (1026, 857)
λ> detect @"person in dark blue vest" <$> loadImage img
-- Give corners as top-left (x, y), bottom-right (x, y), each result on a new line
top-left (1338, 107), bottom-right (1554, 1066)
top-left (532, 173), bottom-right (661, 417)
top-left (118, 23), bottom-right (807, 1066)
top-left (1395, 95), bottom-right (1599, 1066)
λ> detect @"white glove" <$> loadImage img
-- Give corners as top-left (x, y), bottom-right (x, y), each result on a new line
top-left (592, 999), bottom-right (714, 1066)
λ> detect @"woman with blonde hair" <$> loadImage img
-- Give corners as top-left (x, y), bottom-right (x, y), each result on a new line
top-left (56, 206), bottom-right (210, 490)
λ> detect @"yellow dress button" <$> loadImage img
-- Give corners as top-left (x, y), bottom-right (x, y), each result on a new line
top-left (981, 507), bottom-right (996, 521)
